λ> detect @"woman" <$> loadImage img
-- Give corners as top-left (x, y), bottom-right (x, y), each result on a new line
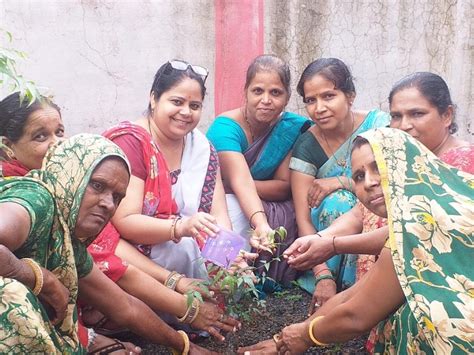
top-left (241, 128), bottom-right (473, 354)
top-left (206, 54), bottom-right (309, 286)
top-left (290, 58), bottom-right (389, 303)
top-left (285, 72), bottom-right (473, 314)
top-left (0, 92), bottom-right (238, 344)
top-left (98, 59), bottom-right (232, 283)
top-left (0, 133), bottom-right (214, 354)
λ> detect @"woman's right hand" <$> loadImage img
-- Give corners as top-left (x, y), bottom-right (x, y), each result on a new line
top-left (38, 268), bottom-right (70, 325)
top-left (177, 212), bottom-right (220, 244)
top-left (310, 278), bottom-right (336, 315)
top-left (191, 302), bottom-right (240, 341)
top-left (175, 277), bottom-right (217, 302)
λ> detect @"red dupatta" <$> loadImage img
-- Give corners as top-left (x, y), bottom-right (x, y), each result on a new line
top-left (101, 121), bottom-right (178, 255)
top-left (0, 159), bottom-right (29, 177)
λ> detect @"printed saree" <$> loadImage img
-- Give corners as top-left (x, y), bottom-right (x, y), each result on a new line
top-left (294, 109), bottom-right (390, 293)
top-left (0, 134), bottom-right (128, 354)
top-left (363, 128), bottom-right (473, 354)
top-left (208, 111), bottom-right (309, 286)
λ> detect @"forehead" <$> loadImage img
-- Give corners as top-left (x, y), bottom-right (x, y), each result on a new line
top-left (164, 78), bottom-right (203, 100)
top-left (249, 70), bottom-right (284, 87)
top-left (351, 143), bottom-right (375, 167)
top-left (303, 74), bottom-right (337, 93)
top-left (92, 158), bottom-right (129, 180)
top-left (390, 87), bottom-right (433, 109)
top-left (24, 107), bottom-right (62, 130)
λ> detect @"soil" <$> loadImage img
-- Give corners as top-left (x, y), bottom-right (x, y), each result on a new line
top-left (125, 287), bottom-right (368, 354)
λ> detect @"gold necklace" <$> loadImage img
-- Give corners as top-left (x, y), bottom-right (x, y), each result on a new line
top-left (241, 107), bottom-right (255, 142)
top-left (320, 111), bottom-right (355, 168)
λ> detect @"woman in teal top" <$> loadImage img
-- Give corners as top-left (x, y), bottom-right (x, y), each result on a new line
top-left (289, 58), bottom-right (389, 306)
top-left (207, 55), bottom-right (309, 286)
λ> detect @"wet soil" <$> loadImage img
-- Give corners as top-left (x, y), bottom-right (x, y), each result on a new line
top-left (126, 287), bottom-right (368, 354)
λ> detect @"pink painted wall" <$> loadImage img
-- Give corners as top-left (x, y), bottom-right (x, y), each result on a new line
top-left (214, 0), bottom-right (264, 115)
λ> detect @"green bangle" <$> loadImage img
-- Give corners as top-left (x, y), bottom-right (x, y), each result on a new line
top-left (314, 274), bottom-right (334, 285)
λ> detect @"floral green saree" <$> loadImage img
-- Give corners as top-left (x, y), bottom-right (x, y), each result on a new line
top-left (0, 134), bottom-right (128, 354)
top-left (362, 128), bottom-right (473, 354)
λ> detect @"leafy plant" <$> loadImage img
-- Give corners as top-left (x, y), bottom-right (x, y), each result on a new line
top-left (0, 29), bottom-right (41, 104)
top-left (186, 227), bottom-right (289, 321)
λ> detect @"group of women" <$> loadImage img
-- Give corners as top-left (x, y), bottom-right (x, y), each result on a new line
top-left (0, 53), bottom-right (472, 355)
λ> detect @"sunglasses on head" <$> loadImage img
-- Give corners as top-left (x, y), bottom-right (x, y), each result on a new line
top-left (166, 59), bottom-right (209, 83)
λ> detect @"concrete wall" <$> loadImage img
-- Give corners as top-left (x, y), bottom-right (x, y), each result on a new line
top-left (1, 0), bottom-right (473, 140)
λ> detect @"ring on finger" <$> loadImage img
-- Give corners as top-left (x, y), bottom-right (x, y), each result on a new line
top-left (219, 314), bottom-right (225, 322)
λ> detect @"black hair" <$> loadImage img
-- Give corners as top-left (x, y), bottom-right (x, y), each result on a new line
top-left (0, 92), bottom-right (61, 143)
top-left (244, 54), bottom-right (291, 95)
top-left (388, 72), bottom-right (457, 133)
top-left (351, 135), bottom-right (370, 154)
top-left (147, 60), bottom-right (206, 116)
top-left (297, 58), bottom-right (355, 100)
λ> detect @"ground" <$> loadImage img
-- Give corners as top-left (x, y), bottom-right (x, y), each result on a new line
top-left (126, 287), bottom-right (368, 354)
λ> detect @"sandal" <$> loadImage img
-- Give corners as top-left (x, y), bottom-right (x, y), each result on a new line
top-left (82, 309), bottom-right (129, 337)
top-left (88, 338), bottom-right (125, 355)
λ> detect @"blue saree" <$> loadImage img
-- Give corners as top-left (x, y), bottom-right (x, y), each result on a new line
top-left (290, 109), bottom-right (390, 293)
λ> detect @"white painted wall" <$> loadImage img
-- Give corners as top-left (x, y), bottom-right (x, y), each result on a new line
top-left (1, 0), bottom-right (472, 140)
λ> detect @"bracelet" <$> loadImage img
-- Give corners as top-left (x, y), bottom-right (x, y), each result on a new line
top-left (22, 258), bottom-right (43, 295)
top-left (314, 268), bottom-right (330, 276)
top-left (308, 316), bottom-right (328, 346)
top-left (332, 236), bottom-right (338, 255)
top-left (170, 217), bottom-right (182, 243)
top-left (249, 210), bottom-right (265, 230)
top-left (314, 273), bottom-right (334, 285)
top-left (165, 271), bottom-right (184, 291)
top-left (177, 297), bottom-right (200, 324)
top-left (171, 330), bottom-right (190, 355)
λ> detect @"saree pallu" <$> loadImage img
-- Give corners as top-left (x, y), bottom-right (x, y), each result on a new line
top-left (295, 109), bottom-right (390, 293)
top-left (363, 128), bottom-right (473, 354)
top-left (219, 112), bottom-right (309, 286)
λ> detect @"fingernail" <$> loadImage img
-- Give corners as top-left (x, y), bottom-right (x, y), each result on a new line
top-left (209, 291), bottom-right (215, 296)
top-left (233, 326), bottom-right (237, 332)
top-left (244, 352), bottom-right (250, 355)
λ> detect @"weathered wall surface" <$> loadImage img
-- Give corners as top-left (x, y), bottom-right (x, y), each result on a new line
top-left (0, 0), bottom-right (216, 135)
top-left (265, 0), bottom-right (473, 140)
top-left (1, 0), bottom-right (472, 140)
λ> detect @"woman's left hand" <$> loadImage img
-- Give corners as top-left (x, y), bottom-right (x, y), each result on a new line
top-left (175, 277), bottom-right (217, 302)
top-left (277, 321), bottom-right (313, 354)
top-left (237, 339), bottom-right (278, 354)
top-left (307, 177), bottom-right (341, 208)
top-left (191, 302), bottom-right (240, 341)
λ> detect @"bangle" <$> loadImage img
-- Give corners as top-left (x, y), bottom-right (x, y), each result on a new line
top-left (165, 271), bottom-right (184, 291)
top-left (249, 210), bottom-right (265, 230)
top-left (177, 297), bottom-right (200, 324)
top-left (308, 316), bottom-right (328, 346)
top-left (314, 268), bottom-right (330, 276)
top-left (171, 330), bottom-right (190, 355)
top-left (314, 273), bottom-right (334, 285)
top-left (332, 236), bottom-right (338, 255)
top-left (170, 217), bottom-right (182, 243)
top-left (22, 258), bottom-right (43, 295)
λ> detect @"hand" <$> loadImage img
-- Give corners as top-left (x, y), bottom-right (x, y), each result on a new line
top-left (38, 268), bottom-right (70, 325)
top-left (249, 224), bottom-right (273, 253)
top-left (278, 321), bottom-right (313, 354)
top-left (228, 251), bottom-right (258, 282)
top-left (175, 277), bottom-right (217, 302)
top-left (284, 235), bottom-right (335, 270)
top-left (189, 342), bottom-right (220, 354)
top-left (311, 278), bottom-right (336, 313)
top-left (237, 339), bottom-right (278, 354)
top-left (191, 302), bottom-right (240, 341)
top-left (177, 212), bottom-right (220, 244)
top-left (307, 177), bottom-right (340, 208)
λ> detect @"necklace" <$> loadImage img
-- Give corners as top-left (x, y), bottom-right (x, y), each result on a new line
top-left (147, 118), bottom-right (186, 163)
top-left (320, 111), bottom-right (355, 168)
top-left (241, 107), bottom-right (255, 142)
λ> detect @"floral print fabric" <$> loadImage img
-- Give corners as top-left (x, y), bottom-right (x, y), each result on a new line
top-left (361, 128), bottom-right (473, 354)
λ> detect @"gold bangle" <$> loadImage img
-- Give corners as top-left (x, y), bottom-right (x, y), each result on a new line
top-left (171, 330), bottom-right (190, 355)
top-left (177, 297), bottom-right (200, 324)
top-left (308, 316), bottom-right (328, 346)
top-left (170, 217), bottom-right (182, 243)
top-left (165, 271), bottom-right (184, 291)
top-left (22, 258), bottom-right (43, 296)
